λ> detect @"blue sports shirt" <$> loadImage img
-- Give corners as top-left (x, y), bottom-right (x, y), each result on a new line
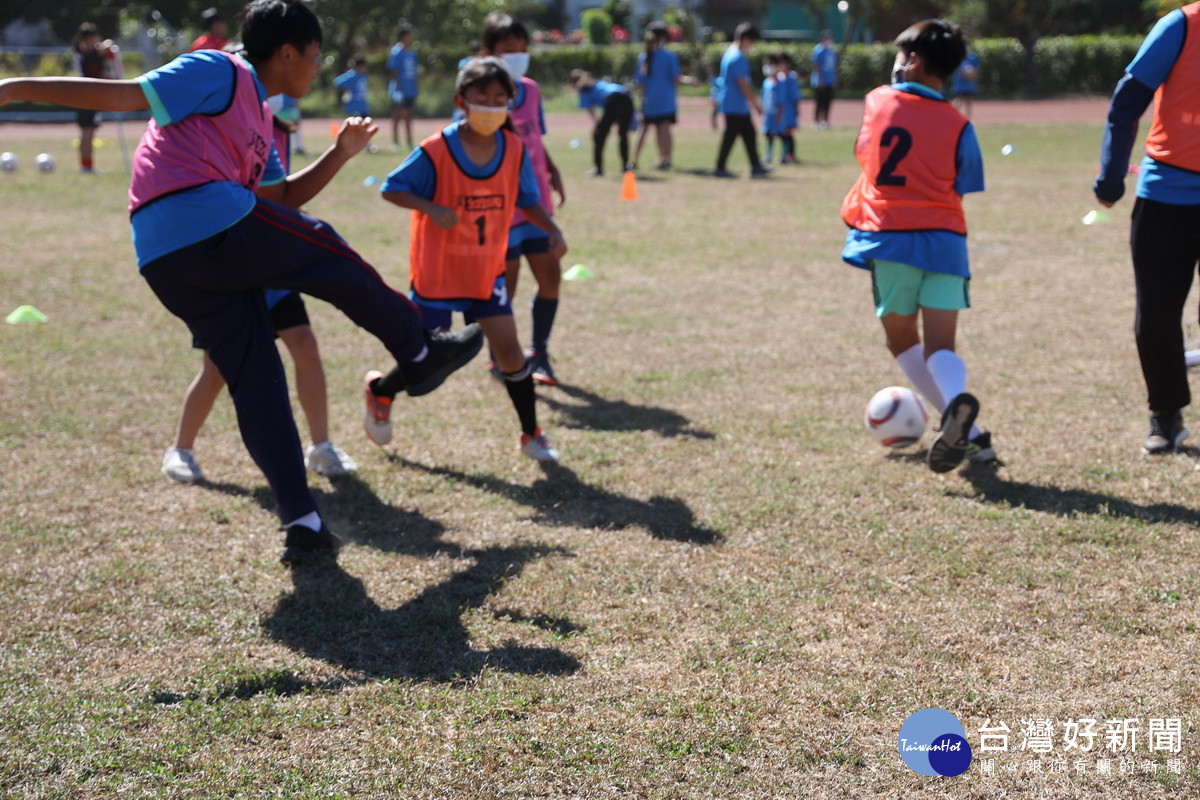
top-left (841, 82), bottom-right (984, 278)
top-left (635, 49), bottom-right (680, 117)
top-left (952, 52), bottom-right (980, 95)
top-left (333, 69), bottom-right (370, 116)
top-left (811, 43), bottom-right (838, 88)
top-left (131, 52), bottom-right (285, 269)
top-left (577, 80), bottom-right (627, 111)
top-left (387, 45), bottom-right (419, 99)
top-left (718, 46), bottom-right (751, 114)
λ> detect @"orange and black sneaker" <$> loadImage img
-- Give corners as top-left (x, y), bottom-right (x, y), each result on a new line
top-left (527, 349), bottom-right (559, 387)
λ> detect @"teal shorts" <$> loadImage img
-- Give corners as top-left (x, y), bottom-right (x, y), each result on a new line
top-left (871, 259), bottom-right (970, 317)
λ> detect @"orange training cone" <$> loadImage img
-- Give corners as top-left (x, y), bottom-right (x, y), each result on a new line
top-left (620, 170), bottom-right (638, 201)
top-left (329, 121), bottom-right (340, 137)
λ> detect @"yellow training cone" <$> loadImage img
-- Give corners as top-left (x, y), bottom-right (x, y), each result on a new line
top-left (6, 305), bottom-right (48, 324)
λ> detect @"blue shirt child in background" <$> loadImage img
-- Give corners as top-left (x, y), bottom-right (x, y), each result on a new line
top-left (333, 56), bottom-right (370, 116)
top-left (633, 21), bottom-right (685, 170)
top-left (569, 69), bottom-right (635, 176)
top-left (951, 50), bottom-right (980, 118)
top-left (714, 22), bottom-right (766, 178)
top-left (387, 24), bottom-right (419, 149)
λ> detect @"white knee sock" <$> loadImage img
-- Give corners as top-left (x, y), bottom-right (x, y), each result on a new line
top-left (926, 348), bottom-right (967, 408)
top-left (895, 343), bottom-right (945, 412)
top-left (926, 348), bottom-right (984, 438)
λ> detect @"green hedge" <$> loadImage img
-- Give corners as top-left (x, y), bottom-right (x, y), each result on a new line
top-left (0, 34), bottom-right (1143, 119)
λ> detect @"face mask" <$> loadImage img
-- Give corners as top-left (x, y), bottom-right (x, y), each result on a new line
top-left (464, 102), bottom-right (508, 136)
top-left (763, 65), bottom-right (773, 77)
top-left (500, 52), bottom-right (530, 79)
top-left (891, 59), bottom-right (910, 85)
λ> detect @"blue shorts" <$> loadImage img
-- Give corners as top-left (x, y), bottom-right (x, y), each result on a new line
top-left (506, 222), bottom-right (551, 261)
top-left (411, 275), bottom-right (512, 331)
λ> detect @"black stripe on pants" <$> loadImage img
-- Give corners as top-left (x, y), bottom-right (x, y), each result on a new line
top-left (716, 113), bottom-right (760, 171)
top-left (1130, 196), bottom-right (1200, 413)
top-left (594, 91), bottom-right (632, 173)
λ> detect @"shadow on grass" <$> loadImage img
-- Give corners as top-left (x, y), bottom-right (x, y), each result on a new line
top-left (262, 543), bottom-right (581, 682)
top-left (540, 384), bottom-right (714, 439)
top-left (390, 457), bottom-right (724, 545)
top-left (954, 466), bottom-right (1200, 526)
top-left (202, 478), bottom-right (584, 682)
top-left (200, 476), bottom-right (456, 556)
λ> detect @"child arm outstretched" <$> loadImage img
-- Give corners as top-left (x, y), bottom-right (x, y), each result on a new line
top-left (257, 116), bottom-right (378, 208)
top-left (0, 77), bottom-right (147, 112)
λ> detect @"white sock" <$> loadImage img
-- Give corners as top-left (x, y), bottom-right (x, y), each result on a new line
top-left (926, 349), bottom-right (967, 408)
top-left (894, 343), bottom-right (945, 412)
top-left (285, 511), bottom-right (322, 532)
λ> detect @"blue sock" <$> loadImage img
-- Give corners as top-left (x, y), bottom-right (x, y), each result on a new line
top-left (530, 295), bottom-right (558, 354)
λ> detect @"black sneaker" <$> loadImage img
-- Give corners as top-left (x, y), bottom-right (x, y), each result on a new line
top-left (280, 523), bottom-right (342, 567)
top-left (750, 165), bottom-right (772, 179)
top-left (403, 323), bottom-right (485, 397)
top-left (928, 392), bottom-right (980, 473)
top-left (1143, 411), bottom-right (1189, 455)
top-left (965, 431), bottom-right (1004, 468)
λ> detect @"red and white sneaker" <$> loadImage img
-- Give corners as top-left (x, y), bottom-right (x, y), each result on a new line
top-left (520, 428), bottom-right (560, 463)
top-left (363, 370), bottom-right (393, 445)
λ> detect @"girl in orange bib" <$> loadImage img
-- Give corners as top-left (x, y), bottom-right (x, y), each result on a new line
top-left (371, 57), bottom-right (568, 462)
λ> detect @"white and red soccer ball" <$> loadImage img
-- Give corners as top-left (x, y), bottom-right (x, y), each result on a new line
top-left (865, 386), bottom-right (929, 448)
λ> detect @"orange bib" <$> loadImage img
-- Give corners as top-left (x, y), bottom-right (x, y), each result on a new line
top-left (410, 128), bottom-right (524, 300)
top-left (841, 86), bottom-right (968, 235)
top-left (1146, 2), bottom-right (1200, 173)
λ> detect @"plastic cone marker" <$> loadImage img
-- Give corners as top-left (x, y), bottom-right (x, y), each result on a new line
top-left (6, 305), bottom-right (48, 324)
top-left (563, 264), bottom-right (595, 281)
top-left (620, 170), bottom-right (638, 201)
top-left (329, 121), bottom-right (340, 137)
top-left (1082, 210), bottom-right (1110, 225)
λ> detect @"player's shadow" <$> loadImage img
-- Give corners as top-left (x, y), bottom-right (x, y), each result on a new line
top-left (261, 543), bottom-right (581, 682)
top-left (389, 457), bottom-right (724, 545)
top-left (539, 384), bottom-right (714, 440)
top-left (954, 468), bottom-right (1200, 526)
top-left (883, 448), bottom-right (928, 464)
top-left (198, 475), bottom-right (456, 557)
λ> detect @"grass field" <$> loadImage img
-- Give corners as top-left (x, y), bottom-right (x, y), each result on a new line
top-left (2, 110), bottom-right (1199, 798)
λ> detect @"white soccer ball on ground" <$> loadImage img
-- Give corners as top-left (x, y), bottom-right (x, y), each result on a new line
top-left (865, 386), bottom-right (929, 448)
top-left (35, 153), bottom-right (55, 173)
top-left (0, 152), bottom-right (17, 171)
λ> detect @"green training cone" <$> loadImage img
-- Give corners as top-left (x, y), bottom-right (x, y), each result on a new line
top-left (563, 264), bottom-right (595, 281)
top-left (1082, 209), bottom-right (1110, 225)
top-left (6, 305), bottom-right (47, 324)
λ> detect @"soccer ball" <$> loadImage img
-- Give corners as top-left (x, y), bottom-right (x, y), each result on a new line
top-left (865, 386), bottom-right (929, 448)
top-left (0, 152), bottom-right (17, 171)
top-left (35, 153), bottom-right (55, 173)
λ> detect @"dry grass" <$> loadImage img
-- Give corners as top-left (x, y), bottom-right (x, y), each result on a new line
top-left (1, 113), bottom-right (1199, 799)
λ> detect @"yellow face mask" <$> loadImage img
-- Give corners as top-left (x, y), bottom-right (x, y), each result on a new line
top-left (464, 102), bottom-right (509, 136)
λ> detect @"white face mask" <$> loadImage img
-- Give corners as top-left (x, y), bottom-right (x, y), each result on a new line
top-left (500, 52), bottom-right (530, 79)
top-left (762, 64), bottom-right (773, 77)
